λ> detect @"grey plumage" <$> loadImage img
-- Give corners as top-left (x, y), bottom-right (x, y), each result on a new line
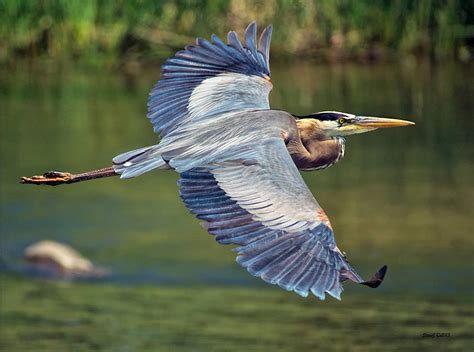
top-left (111, 22), bottom-right (390, 299)
top-left (179, 167), bottom-right (361, 300)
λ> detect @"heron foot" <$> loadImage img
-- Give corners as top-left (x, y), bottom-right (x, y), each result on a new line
top-left (21, 171), bottom-right (74, 186)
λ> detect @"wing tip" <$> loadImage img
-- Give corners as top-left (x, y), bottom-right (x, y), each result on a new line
top-left (258, 23), bottom-right (273, 70)
top-left (360, 265), bottom-right (388, 288)
top-left (245, 21), bottom-right (257, 33)
top-left (260, 23), bottom-right (273, 40)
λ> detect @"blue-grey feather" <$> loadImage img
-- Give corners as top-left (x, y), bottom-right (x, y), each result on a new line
top-left (184, 197), bottom-right (234, 208)
top-left (205, 214), bottom-right (254, 229)
top-left (258, 25), bottom-right (272, 70)
top-left (235, 232), bottom-right (283, 254)
top-left (112, 145), bottom-right (156, 164)
top-left (275, 250), bottom-right (310, 289)
top-left (215, 227), bottom-right (272, 245)
top-left (293, 261), bottom-right (321, 297)
top-left (118, 159), bottom-right (166, 178)
top-left (250, 245), bottom-right (301, 276)
top-left (196, 206), bottom-right (247, 217)
top-left (237, 238), bottom-right (292, 268)
top-left (177, 167), bottom-right (361, 299)
top-left (244, 22), bottom-right (258, 54)
top-left (197, 210), bottom-right (249, 222)
top-left (327, 275), bottom-right (343, 300)
top-left (261, 247), bottom-right (308, 284)
top-left (208, 221), bottom-right (263, 237)
top-left (227, 31), bottom-right (246, 53)
top-left (180, 190), bottom-right (226, 198)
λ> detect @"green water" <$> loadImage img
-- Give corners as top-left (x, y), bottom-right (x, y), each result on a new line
top-left (1, 61), bottom-right (473, 351)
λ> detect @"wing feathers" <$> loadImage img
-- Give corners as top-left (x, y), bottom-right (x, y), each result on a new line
top-left (244, 22), bottom-right (258, 54)
top-left (146, 23), bottom-right (272, 138)
top-left (178, 168), bottom-right (364, 299)
top-left (258, 25), bottom-right (272, 68)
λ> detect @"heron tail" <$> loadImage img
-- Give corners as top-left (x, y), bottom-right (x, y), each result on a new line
top-left (112, 145), bottom-right (169, 178)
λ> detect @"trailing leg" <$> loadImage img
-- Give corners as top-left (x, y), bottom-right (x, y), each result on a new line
top-left (21, 167), bottom-right (118, 186)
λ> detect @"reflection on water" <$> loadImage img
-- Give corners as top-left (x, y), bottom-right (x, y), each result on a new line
top-left (1, 62), bottom-right (473, 295)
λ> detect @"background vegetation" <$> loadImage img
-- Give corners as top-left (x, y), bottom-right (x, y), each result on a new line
top-left (1, 2), bottom-right (473, 351)
top-left (1, 0), bottom-right (473, 65)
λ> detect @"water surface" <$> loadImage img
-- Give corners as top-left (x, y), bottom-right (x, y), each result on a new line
top-left (0, 61), bottom-right (473, 350)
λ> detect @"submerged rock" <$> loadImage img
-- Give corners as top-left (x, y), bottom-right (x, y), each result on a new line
top-left (24, 240), bottom-right (108, 279)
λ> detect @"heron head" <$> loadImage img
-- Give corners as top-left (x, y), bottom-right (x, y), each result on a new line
top-left (297, 111), bottom-right (415, 137)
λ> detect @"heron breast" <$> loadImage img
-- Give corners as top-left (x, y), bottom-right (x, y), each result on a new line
top-left (291, 137), bottom-right (346, 171)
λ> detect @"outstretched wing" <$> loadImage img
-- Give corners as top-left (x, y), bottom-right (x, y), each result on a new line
top-left (178, 138), bottom-right (386, 299)
top-left (113, 22), bottom-right (272, 177)
top-left (148, 21), bottom-right (273, 137)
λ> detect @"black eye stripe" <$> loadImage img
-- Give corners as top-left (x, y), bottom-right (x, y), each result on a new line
top-left (294, 112), bottom-right (353, 122)
top-left (315, 113), bottom-right (341, 121)
top-left (296, 112), bottom-right (342, 121)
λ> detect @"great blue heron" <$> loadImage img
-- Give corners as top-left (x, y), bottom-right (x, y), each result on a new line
top-left (22, 22), bottom-right (414, 300)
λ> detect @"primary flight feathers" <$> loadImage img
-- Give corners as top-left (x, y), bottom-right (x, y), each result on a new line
top-left (148, 21), bottom-right (273, 137)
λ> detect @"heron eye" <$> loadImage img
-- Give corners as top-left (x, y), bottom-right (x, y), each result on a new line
top-left (338, 117), bottom-right (346, 125)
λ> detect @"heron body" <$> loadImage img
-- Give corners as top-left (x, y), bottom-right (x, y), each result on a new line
top-left (24, 22), bottom-right (414, 300)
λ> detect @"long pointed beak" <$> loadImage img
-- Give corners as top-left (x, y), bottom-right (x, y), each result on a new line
top-left (355, 116), bottom-right (415, 128)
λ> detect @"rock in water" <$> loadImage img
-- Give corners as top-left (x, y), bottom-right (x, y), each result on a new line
top-left (24, 240), bottom-right (107, 279)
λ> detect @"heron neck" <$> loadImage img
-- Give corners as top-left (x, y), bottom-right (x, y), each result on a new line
top-left (289, 134), bottom-right (346, 171)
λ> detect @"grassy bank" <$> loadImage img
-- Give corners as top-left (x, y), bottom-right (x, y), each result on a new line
top-left (1, 274), bottom-right (472, 351)
top-left (1, 0), bottom-right (472, 65)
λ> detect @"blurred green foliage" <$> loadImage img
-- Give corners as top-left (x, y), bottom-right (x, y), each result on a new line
top-left (0, 0), bottom-right (472, 64)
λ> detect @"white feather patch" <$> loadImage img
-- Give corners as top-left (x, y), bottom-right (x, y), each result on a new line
top-left (187, 73), bottom-right (272, 119)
